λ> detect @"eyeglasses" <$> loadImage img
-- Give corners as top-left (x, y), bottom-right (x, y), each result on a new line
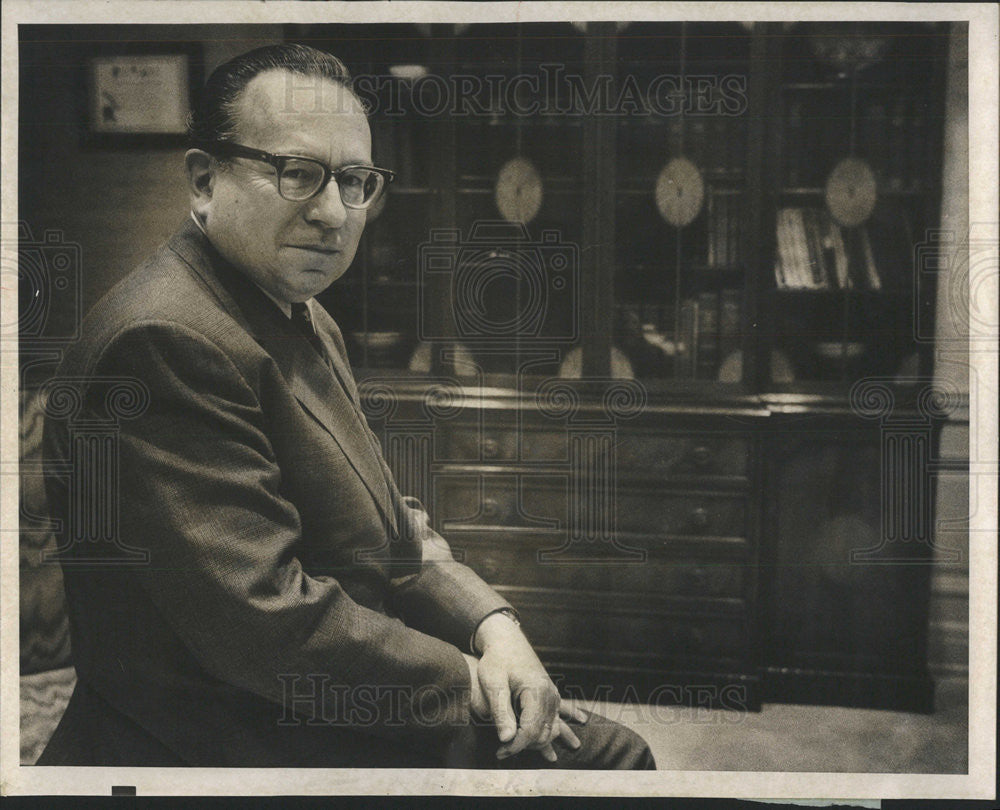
top-left (202, 141), bottom-right (395, 207)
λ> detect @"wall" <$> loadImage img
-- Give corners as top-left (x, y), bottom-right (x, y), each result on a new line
top-left (19, 25), bottom-right (282, 326)
top-left (928, 23), bottom-right (970, 678)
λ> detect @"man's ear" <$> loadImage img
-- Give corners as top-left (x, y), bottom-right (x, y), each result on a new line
top-left (185, 149), bottom-right (216, 217)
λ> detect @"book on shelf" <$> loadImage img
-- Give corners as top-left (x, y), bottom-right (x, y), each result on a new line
top-left (707, 191), bottom-right (719, 268)
top-left (774, 206), bottom-right (883, 291)
top-left (718, 288), bottom-right (742, 363)
top-left (696, 291), bottom-right (719, 379)
top-left (859, 227), bottom-right (882, 291)
top-left (671, 291), bottom-right (733, 380)
top-left (708, 190), bottom-right (743, 269)
top-left (785, 101), bottom-right (804, 187)
top-left (675, 298), bottom-right (698, 378)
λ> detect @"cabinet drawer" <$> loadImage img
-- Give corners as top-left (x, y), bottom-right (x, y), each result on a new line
top-left (458, 539), bottom-right (745, 597)
top-left (616, 492), bottom-right (748, 538)
top-left (508, 598), bottom-right (748, 662)
top-left (438, 478), bottom-right (747, 540)
top-left (436, 475), bottom-right (562, 528)
top-left (615, 433), bottom-right (750, 479)
top-left (440, 428), bottom-right (567, 463)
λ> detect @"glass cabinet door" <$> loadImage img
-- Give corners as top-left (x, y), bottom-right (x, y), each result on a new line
top-left (446, 22), bottom-right (587, 381)
top-left (296, 22), bottom-right (592, 382)
top-left (613, 22), bottom-right (753, 388)
top-left (290, 24), bottom-right (437, 371)
top-left (761, 22), bottom-right (948, 391)
top-left (292, 22), bottom-right (948, 394)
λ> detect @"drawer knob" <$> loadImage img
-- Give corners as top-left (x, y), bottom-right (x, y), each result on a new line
top-left (690, 445), bottom-right (712, 467)
top-left (687, 566), bottom-right (708, 588)
top-left (685, 627), bottom-right (705, 650)
top-left (482, 438), bottom-right (500, 459)
top-left (482, 497), bottom-right (500, 518)
top-left (480, 555), bottom-right (500, 579)
top-left (690, 507), bottom-right (710, 530)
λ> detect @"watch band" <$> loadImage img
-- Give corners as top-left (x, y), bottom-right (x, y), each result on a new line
top-left (470, 607), bottom-right (521, 654)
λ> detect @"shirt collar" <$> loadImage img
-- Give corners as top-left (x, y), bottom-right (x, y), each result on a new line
top-left (190, 210), bottom-right (315, 322)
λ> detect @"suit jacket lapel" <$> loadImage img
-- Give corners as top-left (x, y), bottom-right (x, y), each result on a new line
top-left (260, 329), bottom-right (397, 537)
top-left (167, 221), bottom-right (398, 537)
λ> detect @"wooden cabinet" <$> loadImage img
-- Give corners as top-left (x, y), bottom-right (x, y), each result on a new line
top-left (760, 400), bottom-right (940, 711)
top-left (289, 20), bottom-right (952, 712)
top-left (365, 385), bottom-right (766, 709)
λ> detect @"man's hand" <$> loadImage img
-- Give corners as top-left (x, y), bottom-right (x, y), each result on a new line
top-left (463, 653), bottom-right (490, 719)
top-left (469, 612), bottom-right (587, 762)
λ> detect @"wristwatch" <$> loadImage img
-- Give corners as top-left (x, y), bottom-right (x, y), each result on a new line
top-left (470, 608), bottom-right (521, 654)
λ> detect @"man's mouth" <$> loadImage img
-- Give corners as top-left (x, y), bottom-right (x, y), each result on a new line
top-left (289, 245), bottom-right (340, 255)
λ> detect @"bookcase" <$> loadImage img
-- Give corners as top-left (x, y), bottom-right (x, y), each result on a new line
top-left (288, 21), bottom-right (951, 711)
top-left (760, 22), bottom-right (946, 389)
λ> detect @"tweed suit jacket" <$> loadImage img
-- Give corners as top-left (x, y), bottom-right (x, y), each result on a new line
top-left (39, 219), bottom-right (511, 767)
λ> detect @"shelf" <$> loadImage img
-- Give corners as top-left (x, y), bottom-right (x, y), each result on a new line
top-left (781, 80), bottom-right (931, 93)
top-left (387, 186), bottom-right (434, 196)
top-left (455, 185), bottom-right (585, 196)
top-left (767, 287), bottom-right (912, 297)
top-left (616, 179), bottom-right (745, 196)
top-left (621, 263), bottom-right (745, 276)
top-left (342, 279), bottom-right (421, 289)
top-left (452, 115), bottom-right (587, 129)
top-left (778, 186), bottom-right (929, 197)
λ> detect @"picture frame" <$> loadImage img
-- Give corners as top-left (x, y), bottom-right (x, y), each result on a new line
top-left (83, 42), bottom-right (202, 147)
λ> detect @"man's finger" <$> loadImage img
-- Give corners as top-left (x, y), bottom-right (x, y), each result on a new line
top-left (497, 688), bottom-right (554, 758)
top-left (558, 699), bottom-right (589, 725)
top-left (482, 678), bottom-right (516, 743)
top-left (539, 743), bottom-right (558, 763)
top-left (556, 718), bottom-right (581, 750)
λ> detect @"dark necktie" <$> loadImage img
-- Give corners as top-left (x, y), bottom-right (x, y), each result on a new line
top-left (290, 302), bottom-right (328, 361)
top-left (290, 302), bottom-right (411, 550)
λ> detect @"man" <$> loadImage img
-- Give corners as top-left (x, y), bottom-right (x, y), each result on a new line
top-left (39, 43), bottom-right (654, 769)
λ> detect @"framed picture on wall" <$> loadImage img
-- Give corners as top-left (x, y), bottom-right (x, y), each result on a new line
top-left (83, 43), bottom-right (202, 146)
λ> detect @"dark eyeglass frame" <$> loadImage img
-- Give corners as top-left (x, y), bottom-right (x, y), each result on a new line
top-left (199, 140), bottom-right (395, 207)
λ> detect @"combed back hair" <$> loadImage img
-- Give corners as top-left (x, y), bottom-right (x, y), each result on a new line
top-left (187, 43), bottom-right (364, 147)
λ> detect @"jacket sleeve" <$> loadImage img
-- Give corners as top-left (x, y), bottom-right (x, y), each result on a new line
top-left (389, 495), bottom-right (514, 652)
top-left (315, 307), bottom-right (514, 651)
top-left (81, 321), bottom-right (476, 747)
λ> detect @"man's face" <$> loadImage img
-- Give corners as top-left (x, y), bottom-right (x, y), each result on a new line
top-left (203, 69), bottom-right (371, 304)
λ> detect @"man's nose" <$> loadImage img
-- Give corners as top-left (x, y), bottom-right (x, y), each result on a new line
top-left (303, 179), bottom-right (348, 229)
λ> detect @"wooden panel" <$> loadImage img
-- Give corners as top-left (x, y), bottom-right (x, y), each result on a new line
top-left (764, 429), bottom-right (933, 671)
top-left (455, 536), bottom-right (746, 597)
